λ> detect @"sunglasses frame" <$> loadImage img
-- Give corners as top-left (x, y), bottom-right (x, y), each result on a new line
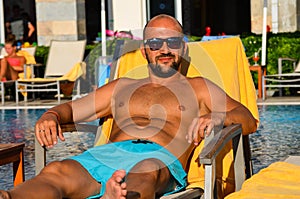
top-left (144, 37), bottom-right (183, 51)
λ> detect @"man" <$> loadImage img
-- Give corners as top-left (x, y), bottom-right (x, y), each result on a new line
top-left (0, 14), bottom-right (257, 199)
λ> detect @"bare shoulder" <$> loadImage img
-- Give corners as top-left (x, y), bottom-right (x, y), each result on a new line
top-left (186, 76), bottom-right (211, 89)
top-left (95, 77), bottom-right (145, 94)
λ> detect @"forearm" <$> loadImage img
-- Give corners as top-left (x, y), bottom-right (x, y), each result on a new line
top-left (28, 23), bottom-right (35, 37)
top-left (44, 102), bottom-right (74, 124)
top-left (224, 106), bottom-right (257, 135)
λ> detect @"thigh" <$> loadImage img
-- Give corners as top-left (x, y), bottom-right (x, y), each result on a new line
top-left (8, 66), bottom-right (19, 80)
top-left (40, 159), bottom-right (101, 199)
top-left (127, 158), bottom-right (176, 196)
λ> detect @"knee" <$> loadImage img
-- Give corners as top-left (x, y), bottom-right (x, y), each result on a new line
top-left (39, 160), bottom-right (69, 177)
top-left (132, 158), bottom-right (166, 173)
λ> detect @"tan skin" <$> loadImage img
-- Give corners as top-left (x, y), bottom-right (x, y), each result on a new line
top-left (0, 15), bottom-right (257, 199)
top-left (0, 42), bottom-right (26, 80)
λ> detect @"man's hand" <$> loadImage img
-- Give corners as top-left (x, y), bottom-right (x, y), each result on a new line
top-left (186, 112), bottom-right (225, 145)
top-left (35, 112), bottom-right (64, 148)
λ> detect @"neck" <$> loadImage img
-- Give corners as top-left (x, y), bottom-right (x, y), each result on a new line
top-left (148, 69), bottom-right (182, 85)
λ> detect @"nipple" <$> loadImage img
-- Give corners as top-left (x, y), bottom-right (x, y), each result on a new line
top-left (178, 105), bottom-right (186, 111)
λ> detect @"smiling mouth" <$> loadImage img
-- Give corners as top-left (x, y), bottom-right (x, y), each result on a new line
top-left (156, 56), bottom-right (175, 64)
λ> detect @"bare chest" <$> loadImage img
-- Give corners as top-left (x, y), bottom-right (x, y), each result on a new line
top-left (113, 83), bottom-right (199, 126)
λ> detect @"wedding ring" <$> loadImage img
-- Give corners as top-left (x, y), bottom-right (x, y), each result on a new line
top-left (39, 129), bottom-right (45, 133)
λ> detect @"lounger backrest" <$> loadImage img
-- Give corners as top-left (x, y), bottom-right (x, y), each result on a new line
top-left (94, 37), bottom-right (259, 194)
top-left (44, 40), bottom-right (86, 78)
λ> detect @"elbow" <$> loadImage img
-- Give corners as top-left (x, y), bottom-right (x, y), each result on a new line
top-left (242, 118), bottom-right (258, 135)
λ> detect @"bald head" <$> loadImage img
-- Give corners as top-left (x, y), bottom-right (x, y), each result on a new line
top-left (143, 14), bottom-right (183, 39)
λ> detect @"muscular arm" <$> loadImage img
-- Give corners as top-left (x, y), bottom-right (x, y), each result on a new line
top-left (35, 79), bottom-right (118, 147)
top-left (187, 77), bottom-right (257, 145)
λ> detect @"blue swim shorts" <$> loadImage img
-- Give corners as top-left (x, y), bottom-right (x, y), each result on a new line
top-left (69, 139), bottom-right (187, 198)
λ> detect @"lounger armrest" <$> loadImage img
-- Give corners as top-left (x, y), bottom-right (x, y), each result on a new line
top-left (60, 123), bottom-right (98, 135)
top-left (199, 124), bottom-right (242, 165)
top-left (199, 124), bottom-right (245, 198)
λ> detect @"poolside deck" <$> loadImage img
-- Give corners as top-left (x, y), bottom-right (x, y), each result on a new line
top-left (1, 95), bottom-right (300, 109)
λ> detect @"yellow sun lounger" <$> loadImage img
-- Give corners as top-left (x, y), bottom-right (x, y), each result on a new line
top-left (225, 159), bottom-right (300, 199)
top-left (35, 37), bottom-right (259, 198)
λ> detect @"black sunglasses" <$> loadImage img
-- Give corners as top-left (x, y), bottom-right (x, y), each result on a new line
top-left (144, 37), bottom-right (183, 51)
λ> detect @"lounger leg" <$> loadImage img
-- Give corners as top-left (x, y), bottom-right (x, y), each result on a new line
top-left (15, 82), bottom-right (19, 104)
top-left (35, 137), bottom-right (46, 175)
top-left (57, 81), bottom-right (60, 103)
top-left (204, 161), bottom-right (215, 199)
top-left (13, 148), bottom-right (25, 186)
top-left (1, 82), bottom-right (4, 105)
top-left (262, 76), bottom-right (265, 100)
top-left (233, 134), bottom-right (245, 191)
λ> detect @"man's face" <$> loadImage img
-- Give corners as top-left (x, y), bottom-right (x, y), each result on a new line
top-left (142, 27), bottom-right (186, 78)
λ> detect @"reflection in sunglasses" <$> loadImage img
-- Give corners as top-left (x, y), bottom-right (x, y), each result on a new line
top-left (144, 37), bottom-right (183, 51)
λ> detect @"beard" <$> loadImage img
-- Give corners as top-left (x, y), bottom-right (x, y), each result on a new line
top-left (146, 54), bottom-right (180, 78)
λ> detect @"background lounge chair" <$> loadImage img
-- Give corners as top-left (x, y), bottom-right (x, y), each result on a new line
top-left (35, 37), bottom-right (259, 198)
top-left (262, 57), bottom-right (300, 99)
top-left (15, 40), bottom-right (86, 104)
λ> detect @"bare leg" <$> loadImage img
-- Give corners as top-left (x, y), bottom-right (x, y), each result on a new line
top-left (125, 158), bottom-right (175, 199)
top-left (0, 59), bottom-right (8, 80)
top-left (7, 66), bottom-right (19, 80)
top-left (0, 160), bottom-right (101, 199)
top-left (102, 170), bottom-right (127, 199)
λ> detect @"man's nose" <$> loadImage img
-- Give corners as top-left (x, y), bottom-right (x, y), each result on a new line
top-left (159, 41), bottom-right (170, 52)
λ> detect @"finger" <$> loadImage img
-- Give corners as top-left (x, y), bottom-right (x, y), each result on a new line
top-left (57, 125), bottom-right (65, 142)
top-left (205, 123), bottom-right (214, 137)
top-left (44, 127), bottom-right (54, 147)
top-left (187, 118), bottom-right (198, 143)
top-left (49, 124), bottom-right (58, 145)
top-left (35, 126), bottom-right (44, 146)
top-left (192, 121), bottom-right (201, 145)
top-left (38, 126), bottom-right (50, 147)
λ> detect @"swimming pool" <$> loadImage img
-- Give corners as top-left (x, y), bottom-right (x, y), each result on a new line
top-left (0, 105), bottom-right (299, 189)
top-left (250, 105), bottom-right (300, 174)
top-left (0, 109), bottom-right (95, 189)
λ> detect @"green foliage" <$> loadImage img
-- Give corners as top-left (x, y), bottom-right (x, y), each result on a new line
top-left (34, 46), bottom-right (49, 64)
top-left (35, 32), bottom-right (300, 89)
top-left (240, 32), bottom-right (300, 88)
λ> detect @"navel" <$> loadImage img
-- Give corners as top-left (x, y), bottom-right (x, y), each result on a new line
top-left (118, 102), bottom-right (124, 107)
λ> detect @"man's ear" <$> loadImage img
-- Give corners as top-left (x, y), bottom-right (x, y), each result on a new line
top-left (140, 43), bottom-right (146, 59)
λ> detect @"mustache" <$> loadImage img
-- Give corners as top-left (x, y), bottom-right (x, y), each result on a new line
top-left (155, 54), bottom-right (175, 62)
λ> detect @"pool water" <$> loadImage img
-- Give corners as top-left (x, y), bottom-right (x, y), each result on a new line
top-left (1, 105), bottom-right (300, 189)
top-left (250, 105), bottom-right (300, 174)
top-left (0, 109), bottom-right (95, 190)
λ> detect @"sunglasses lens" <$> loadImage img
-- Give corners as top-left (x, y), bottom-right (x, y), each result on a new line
top-left (167, 37), bottom-right (182, 49)
top-left (147, 39), bottom-right (164, 51)
top-left (145, 37), bottom-right (183, 51)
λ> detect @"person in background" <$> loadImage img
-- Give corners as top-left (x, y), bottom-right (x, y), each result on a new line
top-left (5, 5), bottom-right (35, 43)
top-left (0, 35), bottom-right (26, 81)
